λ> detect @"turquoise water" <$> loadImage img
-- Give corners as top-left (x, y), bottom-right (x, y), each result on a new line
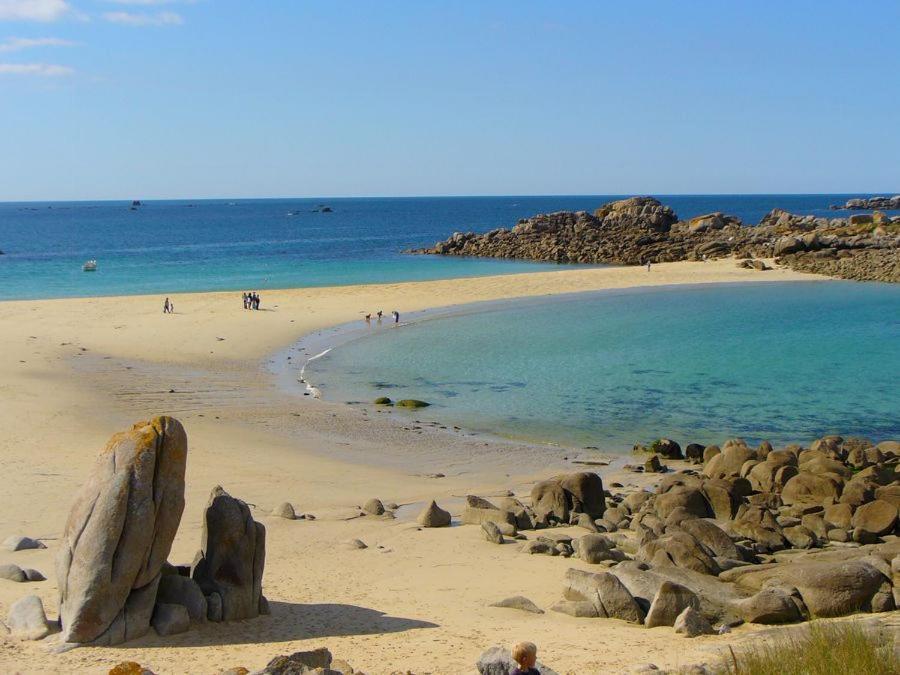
top-left (1, 194), bottom-right (894, 300)
top-left (306, 282), bottom-right (900, 451)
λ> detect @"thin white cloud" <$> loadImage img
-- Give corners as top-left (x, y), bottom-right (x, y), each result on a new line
top-left (105, 0), bottom-right (183, 4)
top-left (0, 35), bottom-right (76, 51)
top-left (0, 61), bottom-right (73, 75)
top-left (103, 10), bottom-right (182, 26)
top-left (0, 0), bottom-right (71, 22)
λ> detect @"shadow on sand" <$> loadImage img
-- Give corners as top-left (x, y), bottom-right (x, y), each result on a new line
top-left (125, 601), bottom-right (438, 648)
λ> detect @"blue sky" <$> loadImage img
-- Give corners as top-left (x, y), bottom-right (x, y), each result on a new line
top-left (0, 0), bottom-right (898, 200)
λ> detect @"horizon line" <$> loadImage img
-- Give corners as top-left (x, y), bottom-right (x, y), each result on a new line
top-left (1, 190), bottom-right (897, 205)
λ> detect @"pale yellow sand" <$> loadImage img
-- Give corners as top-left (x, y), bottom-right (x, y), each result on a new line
top-left (0, 260), bottom-right (829, 674)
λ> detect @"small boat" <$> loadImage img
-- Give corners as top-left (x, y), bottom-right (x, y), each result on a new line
top-left (83, 260), bottom-right (97, 272)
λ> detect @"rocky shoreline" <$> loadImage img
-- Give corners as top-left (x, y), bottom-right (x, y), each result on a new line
top-left (3, 417), bottom-right (898, 674)
top-left (831, 195), bottom-right (900, 211)
top-left (408, 196), bottom-right (900, 283)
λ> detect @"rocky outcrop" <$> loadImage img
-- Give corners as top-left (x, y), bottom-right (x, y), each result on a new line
top-left (410, 196), bottom-right (900, 283)
top-left (831, 195), bottom-right (900, 210)
top-left (191, 486), bottom-right (266, 622)
top-left (531, 432), bottom-right (898, 634)
top-left (56, 417), bottom-right (188, 645)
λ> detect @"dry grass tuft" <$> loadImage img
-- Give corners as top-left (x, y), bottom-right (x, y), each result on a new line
top-left (716, 621), bottom-right (898, 675)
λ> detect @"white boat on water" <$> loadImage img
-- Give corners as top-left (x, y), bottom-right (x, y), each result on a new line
top-left (83, 260), bottom-right (97, 272)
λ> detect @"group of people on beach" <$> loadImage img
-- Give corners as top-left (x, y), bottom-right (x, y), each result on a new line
top-left (364, 309), bottom-right (399, 325)
top-left (242, 291), bottom-right (262, 310)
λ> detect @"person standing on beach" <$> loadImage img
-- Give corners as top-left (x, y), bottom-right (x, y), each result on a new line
top-left (163, 298), bottom-right (171, 314)
top-left (242, 292), bottom-right (247, 309)
top-left (646, 260), bottom-right (651, 272)
top-left (392, 310), bottom-right (399, 324)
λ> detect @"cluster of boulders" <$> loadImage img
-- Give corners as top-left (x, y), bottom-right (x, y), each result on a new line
top-left (408, 196), bottom-right (900, 282)
top-left (831, 195), bottom-right (900, 210)
top-left (461, 435), bottom-right (898, 636)
top-left (5, 417), bottom-right (268, 646)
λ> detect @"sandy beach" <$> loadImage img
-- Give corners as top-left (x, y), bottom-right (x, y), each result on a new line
top-left (0, 259), bottom-right (834, 674)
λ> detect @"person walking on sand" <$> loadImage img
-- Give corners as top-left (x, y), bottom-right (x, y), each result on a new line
top-left (163, 297), bottom-right (171, 314)
top-left (646, 260), bottom-right (651, 272)
top-left (511, 642), bottom-right (541, 675)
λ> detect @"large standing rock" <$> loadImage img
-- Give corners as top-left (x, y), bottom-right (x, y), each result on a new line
top-left (56, 417), bottom-right (188, 645)
top-left (192, 486), bottom-right (266, 622)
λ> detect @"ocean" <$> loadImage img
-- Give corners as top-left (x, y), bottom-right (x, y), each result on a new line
top-left (304, 281), bottom-right (900, 452)
top-left (0, 194), bottom-right (895, 300)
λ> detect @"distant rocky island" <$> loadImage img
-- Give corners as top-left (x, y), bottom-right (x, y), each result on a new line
top-left (831, 195), bottom-right (900, 210)
top-left (408, 196), bottom-right (900, 283)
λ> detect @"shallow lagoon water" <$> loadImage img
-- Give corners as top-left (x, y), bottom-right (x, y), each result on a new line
top-left (305, 281), bottom-right (900, 451)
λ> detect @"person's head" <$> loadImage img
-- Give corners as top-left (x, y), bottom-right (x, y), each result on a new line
top-left (512, 642), bottom-right (537, 669)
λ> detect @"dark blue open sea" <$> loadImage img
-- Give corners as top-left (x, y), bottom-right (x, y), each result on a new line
top-left (1, 194), bottom-right (895, 300)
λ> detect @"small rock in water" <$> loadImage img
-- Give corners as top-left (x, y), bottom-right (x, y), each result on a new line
top-left (395, 399), bottom-right (430, 408)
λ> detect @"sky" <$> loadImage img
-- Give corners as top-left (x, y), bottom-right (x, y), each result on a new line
top-left (0, 0), bottom-right (898, 201)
